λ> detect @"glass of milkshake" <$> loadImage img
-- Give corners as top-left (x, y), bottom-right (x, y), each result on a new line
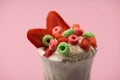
top-left (27, 11), bottom-right (97, 80)
top-left (37, 47), bottom-right (96, 80)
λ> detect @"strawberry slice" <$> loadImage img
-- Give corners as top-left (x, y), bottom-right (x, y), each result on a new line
top-left (46, 11), bottom-right (70, 33)
top-left (27, 29), bottom-right (53, 48)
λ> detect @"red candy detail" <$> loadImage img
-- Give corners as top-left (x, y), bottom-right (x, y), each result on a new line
top-left (74, 29), bottom-right (84, 36)
top-left (68, 35), bottom-right (79, 45)
top-left (49, 39), bottom-right (58, 51)
top-left (88, 37), bottom-right (97, 48)
top-left (52, 26), bottom-right (62, 36)
top-left (72, 24), bottom-right (83, 36)
top-left (58, 37), bottom-right (68, 44)
top-left (72, 24), bottom-right (80, 30)
top-left (80, 38), bottom-right (91, 51)
top-left (55, 33), bottom-right (64, 39)
top-left (44, 49), bottom-right (54, 58)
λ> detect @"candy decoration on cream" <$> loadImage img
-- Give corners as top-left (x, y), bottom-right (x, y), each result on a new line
top-left (52, 26), bottom-right (62, 36)
top-left (58, 37), bottom-right (68, 44)
top-left (88, 37), bottom-right (97, 48)
top-left (83, 32), bottom-right (94, 38)
top-left (68, 35), bottom-right (79, 45)
top-left (42, 35), bottom-right (54, 47)
top-left (49, 39), bottom-right (58, 51)
top-left (55, 33), bottom-right (64, 39)
top-left (72, 24), bottom-right (80, 30)
top-left (72, 24), bottom-right (83, 36)
top-left (62, 28), bottom-right (75, 37)
top-left (44, 49), bottom-right (54, 58)
top-left (57, 42), bottom-right (70, 56)
top-left (80, 38), bottom-right (91, 51)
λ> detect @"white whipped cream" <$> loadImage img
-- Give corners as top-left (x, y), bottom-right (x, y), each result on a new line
top-left (37, 36), bottom-right (96, 63)
top-left (37, 45), bottom-right (96, 63)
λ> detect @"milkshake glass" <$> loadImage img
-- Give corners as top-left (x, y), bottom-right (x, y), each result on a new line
top-left (39, 55), bottom-right (95, 80)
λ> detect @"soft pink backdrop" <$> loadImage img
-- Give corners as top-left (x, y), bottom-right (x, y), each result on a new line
top-left (0, 0), bottom-right (120, 80)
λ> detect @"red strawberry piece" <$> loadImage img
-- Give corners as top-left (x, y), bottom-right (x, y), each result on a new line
top-left (46, 11), bottom-right (70, 33)
top-left (58, 37), bottom-right (68, 44)
top-left (68, 35), bottom-right (79, 45)
top-left (88, 37), bottom-right (97, 48)
top-left (27, 29), bottom-right (53, 48)
top-left (44, 49), bottom-right (54, 58)
top-left (80, 38), bottom-right (91, 51)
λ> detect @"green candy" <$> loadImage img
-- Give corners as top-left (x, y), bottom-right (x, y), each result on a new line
top-left (83, 32), bottom-right (94, 38)
top-left (62, 28), bottom-right (75, 37)
top-left (57, 42), bottom-right (70, 56)
top-left (42, 35), bottom-right (54, 47)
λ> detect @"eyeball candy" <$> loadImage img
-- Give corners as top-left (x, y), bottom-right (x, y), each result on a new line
top-left (49, 39), bottom-right (58, 51)
top-left (42, 35), bottom-right (54, 47)
top-left (68, 35), bottom-right (79, 45)
top-left (83, 32), bottom-right (94, 38)
top-left (52, 26), bottom-right (62, 36)
top-left (57, 42), bottom-right (70, 56)
top-left (62, 28), bottom-right (75, 37)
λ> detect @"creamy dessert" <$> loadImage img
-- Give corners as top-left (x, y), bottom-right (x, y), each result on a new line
top-left (27, 11), bottom-right (97, 80)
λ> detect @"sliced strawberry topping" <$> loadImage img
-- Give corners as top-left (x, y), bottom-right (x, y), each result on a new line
top-left (46, 11), bottom-right (70, 33)
top-left (27, 29), bottom-right (53, 48)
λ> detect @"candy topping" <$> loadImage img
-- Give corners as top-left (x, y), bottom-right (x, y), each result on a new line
top-left (49, 39), bottom-right (58, 51)
top-left (80, 38), bottom-right (91, 51)
top-left (52, 26), bottom-right (62, 36)
top-left (58, 37), bottom-right (68, 44)
top-left (72, 24), bottom-right (80, 30)
top-left (42, 35), bottom-right (54, 47)
top-left (83, 32), bottom-right (94, 38)
top-left (44, 49), bottom-right (54, 58)
top-left (68, 35), bottom-right (79, 45)
top-left (62, 28), bottom-right (75, 37)
top-left (55, 33), bottom-right (64, 39)
top-left (27, 11), bottom-right (97, 58)
top-left (57, 42), bottom-right (70, 56)
top-left (88, 37), bottom-right (97, 48)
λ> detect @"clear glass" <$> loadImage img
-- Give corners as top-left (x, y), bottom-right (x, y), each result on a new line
top-left (40, 55), bottom-right (95, 80)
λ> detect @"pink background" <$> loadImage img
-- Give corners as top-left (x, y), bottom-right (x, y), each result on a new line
top-left (0, 0), bottom-right (120, 80)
